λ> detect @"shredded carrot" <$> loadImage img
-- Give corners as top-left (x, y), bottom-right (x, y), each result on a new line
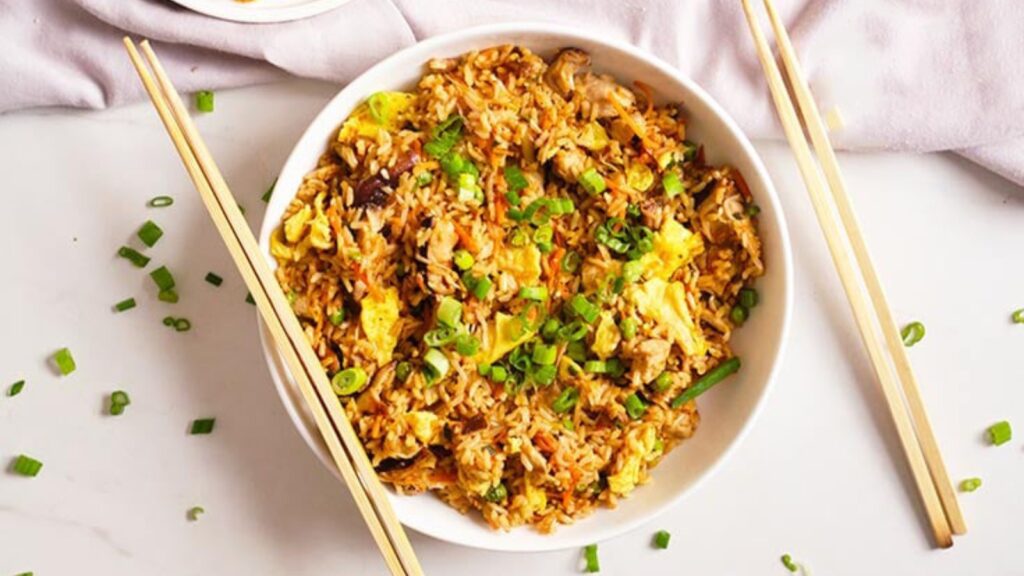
top-left (452, 221), bottom-right (478, 253)
top-left (533, 431), bottom-right (558, 455)
top-left (354, 263), bottom-right (379, 298)
top-left (548, 246), bottom-right (564, 293)
top-left (562, 490), bottom-right (572, 509)
top-left (609, 94), bottom-right (655, 151)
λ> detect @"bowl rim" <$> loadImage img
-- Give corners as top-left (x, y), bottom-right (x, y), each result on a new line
top-left (169, 0), bottom-right (353, 23)
top-left (257, 21), bottom-right (793, 552)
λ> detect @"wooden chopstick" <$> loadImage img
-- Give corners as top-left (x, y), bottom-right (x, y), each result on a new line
top-left (123, 38), bottom-right (424, 575)
top-left (756, 0), bottom-right (966, 536)
top-left (739, 1), bottom-right (956, 548)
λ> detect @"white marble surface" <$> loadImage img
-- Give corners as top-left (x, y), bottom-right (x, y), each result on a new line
top-left (1, 79), bottom-right (1023, 575)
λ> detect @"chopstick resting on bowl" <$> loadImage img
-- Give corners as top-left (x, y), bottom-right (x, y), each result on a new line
top-left (122, 38), bottom-right (425, 576)
top-left (740, 0), bottom-right (964, 548)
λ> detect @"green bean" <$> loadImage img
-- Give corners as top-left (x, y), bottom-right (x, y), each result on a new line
top-left (671, 357), bottom-right (741, 408)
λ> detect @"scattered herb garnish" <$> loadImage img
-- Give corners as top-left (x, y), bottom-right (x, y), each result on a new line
top-left (204, 272), bottom-right (223, 287)
top-left (188, 506), bottom-right (205, 521)
top-left (583, 544), bottom-right (600, 573)
top-left (137, 220), bottom-right (164, 247)
top-left (148, 196), bottom-right (174, 208)
top-left (987, 420), bottom-right (1012, 446)
top-left (109, 390), bottom-right (131, 416)
top-left (12, 454), bottom-right (43, 477)
top-left (53, 347), bottom-right (76, 376)
top-left (190, 418), bottom-right (216, 435)
top-left (117, 246), bottom-right (150, 268)
top-left (114, 298), bottom-right (137, 313)
top-left (780, 554), bottom-right (798, 573)
top-left (959, 477), bottom-right (982, 492)
top-left (653, 529), bottom-right (671, 549)
top-left (901, 321), bottom-right (925, 347)
top-left (8, 380), bottom-right (25, 397)
top-left (262, 178), bottom-right (278, 203)
top-left (195, 90), bottom-right (214, 113)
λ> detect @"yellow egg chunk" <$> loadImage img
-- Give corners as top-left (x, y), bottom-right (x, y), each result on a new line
top-left (524, 476), bottom-right (548, 513)
top-left (308, 193), bottom-right (333, 250)
top-left (578, 121), bottom-right (609, 151)
top-left (476, 312), bottom-right (537, 365)
top-left (591, 312), bottom-right (621, 359)
top-left (269, 227), bottom-right (292, 261)
top-left (338, 92), bottom-right (415, 140)
top-left (404, 411), bottom-right (440, 444)
top-left (629, 278), bottom-right (707, 357)
top-left (639, 218), bottom-right (704, 280)
top-left (284, 204), bottom-right (312, 243)
top-left (608, 425), bottom-right (658, 496)
top-left (359, 287), bottom-right (401, 364)
top-left (496, 244), bottom-right (543, 287)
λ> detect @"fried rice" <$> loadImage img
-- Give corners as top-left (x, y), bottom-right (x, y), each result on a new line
top-left (271, 45), bottom-right (764, 533)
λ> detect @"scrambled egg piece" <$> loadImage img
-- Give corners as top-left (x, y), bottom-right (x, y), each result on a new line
top-left (591, 312), bottom-right (621, 359)
top-left (524, 476), bottom-right (548, 513)
top-left (638, 219), bottom-right (704, 281)
top-left (578, 121), bottom-right (609, 151)
top-left (497, 244), bottom-right (543, 287)
top-left (476, 312), bottom-right (537, 365)
top-left (404, 411), bottom-right (440, 444)
top-left (270, 227), bottom-right (292, 261)
top-left (308, 192), bottom-right (333, 250)
top-left (608, 425), bottom-right (658, 496)
top-left (359, 287), bottom-right (401, 364)
top-left (558, 355), bottom-right (583, 380)
top-left (284, 205), bottom-right (312, 243)
top-left (338, 92), bottom-right (415, 140)
top-left (629, 278), bottom-right (707, 357)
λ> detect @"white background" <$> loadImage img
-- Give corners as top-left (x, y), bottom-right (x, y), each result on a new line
top-left (2, 79), bottom-right (1022, 575)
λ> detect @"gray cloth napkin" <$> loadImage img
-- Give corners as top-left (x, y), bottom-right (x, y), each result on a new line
top-left (2, 0), bottom-right (1023, 186)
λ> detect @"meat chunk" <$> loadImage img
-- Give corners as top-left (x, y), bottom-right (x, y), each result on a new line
top-left (578, 73), bottom-right (636, 119)
top-left (639, 198), bottom-right (664, 230)
top-left (552, 144), bottom-right (588, 182)
top-left (625, 338), bottom-right (672, 385)
top-left (545, 48), bottom-right (591, 96)
top-left (426, 218), bottom-right (458, 293)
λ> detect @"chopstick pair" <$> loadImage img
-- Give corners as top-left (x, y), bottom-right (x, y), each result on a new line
top-left (740, 0), bottom-right (965, 547)
top-left (122, 38), bottom-right (425, 575)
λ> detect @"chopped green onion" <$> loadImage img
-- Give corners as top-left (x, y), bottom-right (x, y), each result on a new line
top-left (440, 152), bottom-right (479, 182)
top-left (662, 171), bottom-right (684, 198)
top-left (159, 289), bottom-right (179, 304)
top-left (190, 418), bottom-right (216, 435)
top-left (163, 316), bottom-right (176, 327)
top-left (739, 287), bottom-right (758, 309)
top-left (117, 246), bottom-right (150, 268)
top-left (504, 190), bottom-right (521, 207)
top-left (519, 285), bottom-right (549, 301)
top-left (532, 343), bottom-right (558, 366)
top-left (1012, 309), bottom-right (1024, 324)
top-left (188, 506), bottom-right (205, 521)
top-left (653, 371), bottom-right (673, 393)
top-left (508, 227), bottom-right (529, 247)
top-left (471, 275), bottom-right (492, 300)
top-left (205, 272), bottom-right (223, 287)
top-left (569, 294), bottom-right (601, 323)
top-left (746, 204), bottom-right (761, 217)
top-left (395, 361), bottom-right (413, 382)
top-left (561, 250), bottom-right (582, 273)
top-left (578, 168), bottom-right (606, 196)
top-left (195, 90), bottom-right (214, 112)
top-left (489, 365), bottom-right (508, 383)
top-left (174, 318), bottom-right (191, 332)
top-left (245, 292), bottom-right (255, 305)
top-left (329, 308), bottom-right (345, 326)
top-left (583, 544), bottom-right (600, 573)
top-left (730, 305), bottom-right (748, 325)
top-left (484, 483), bottom-right (508, 503)
top-left (262, 178), bottom-right (277, 202)
top-left (424, 326), bottom-right (458, 347)
top-left (114, 297), bottom-right (137, 313)
top-left (901, 321), bottom-right (925, 347)
top-left (453, 250), bottom-right (475, 270)
top-left (672, 357), bottom-right (741, 408)
top-left (552, 387), bottom-right (579, 414)
top-left (8, 380), bottom-right (25, 397)
top-left (557, 320), bottom-right (588, 342)
top-left (148, 195), bottom-right (174, 208)
top-left (781, 554), bottom-right (798, 573)
top-left (624, 393), bottom-right (646, 420)
top-left (436, 297), bottom-right (463, 329)
top-left (653, 530), bottom-right (671, 549)
top-left (566, 340), bottom-right (587, 363)
top-left (682, 141), bottom-right (698, 161)
top-left (988, 420), bottom-right (1012, 446)
top-left (959, 477), bottom-right (982, 492)
top-left (12, 454), bottom-right (43, 477)
top-left (478, 363), bottom-right (491, 377)
top-left (366, 92), bottom-right (389, 124)
top-left (424, 115), bottom-right (463, 159)
top-left (331, 367), bottom-right (368, 396)
top-left (109, 390), bottom-right (131, 416)
top-left (137, 220), bottom-right (164, 247)
top-left (622, 260), bottom-right (643, 284)
top-left (541, 318), bottom-right (562, 341)
top-left (552, 197), bottom-right (576, 215)
top-left (423, 349), bottom-right (450, 383)
top-left (53, 347), bottom-right (76, 376)
top-left (504, 165), bottom-right (528, 195)
top-left (532, 364), bottom-right (557, 385)
top-left (150, 265), bottom-right (176, 292)
top-left (533, 223), bottom-right (554, 253)
top-left (619, 317), bottom-right (638, 341)
top-left (457, 172), bottom-right (482, 203)
top-left (455, 334), bottom-right (481, 357)
top-left (237, 203), bottom-right (246, 215)
top-left (583, 360), bottom-right (607, 373)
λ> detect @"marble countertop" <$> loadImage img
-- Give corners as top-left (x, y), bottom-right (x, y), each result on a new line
top-left (2, 79), bottom-right (1022, 575)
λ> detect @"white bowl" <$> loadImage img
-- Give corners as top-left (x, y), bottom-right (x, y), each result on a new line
top-left (170, 0), bottom-right (352, 23)
top-left (258, 23), bottom-right (793, 552)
